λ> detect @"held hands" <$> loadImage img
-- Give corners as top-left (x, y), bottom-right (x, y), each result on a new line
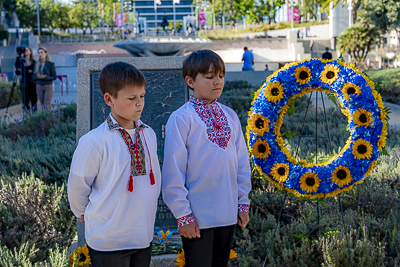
top-left (80, 214), bottom-right (85, 223)
top-left (237, 211), bottom-right (249, 228)
top-left (37, 73), bottom-right (46, 79)
top-left (179, 221), bottom-right (201, 239)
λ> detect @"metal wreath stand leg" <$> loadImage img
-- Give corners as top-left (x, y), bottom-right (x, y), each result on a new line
top-left (262, 92), bottom-right (353, 267)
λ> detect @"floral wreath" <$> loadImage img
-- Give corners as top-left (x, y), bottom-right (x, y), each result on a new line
top-left (247, 59), bottom-right (388, 199)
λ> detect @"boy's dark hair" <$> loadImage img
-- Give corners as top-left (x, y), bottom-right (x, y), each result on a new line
top-left (99, 62), bottom-right (147, 97)
top-left (182, 50), bottom-right (225, 82)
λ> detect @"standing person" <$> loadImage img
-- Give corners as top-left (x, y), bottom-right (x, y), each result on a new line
top-left (242, 47), bottom-right (254, 71)
top-left (322, 47), bottom-right (333, 60)
top-left (68, 62), bottom-right (161, 267)
top-left (20, 47), bottom-right (37, 112)
top-left (162, 50), bottom-right (252, 267)
top-left (33, 47), bottom-right (56, 109)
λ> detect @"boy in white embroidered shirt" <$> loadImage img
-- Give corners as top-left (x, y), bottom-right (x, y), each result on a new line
top-left (68, 62), bottom-right (161, 267)
top-left (162, 50), bottom-right (252, 266)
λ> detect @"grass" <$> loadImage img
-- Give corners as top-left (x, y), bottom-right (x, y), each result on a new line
top-left (365, 68), bottom-right (400, 105)
top-left (203, 20), bottom-right (328, 40)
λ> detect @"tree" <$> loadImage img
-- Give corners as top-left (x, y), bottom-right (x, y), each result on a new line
top-left (359, 0), bottom-right (400, 34)
top-left (320, 0), bottom-right (367, 25)
top-left (250, 0), bottom-right (284, 24)
top-left (337, 24), bottom-right (379, 61)
top-left (70, 0), bottom-right (100, 35)
top-left (15, 0), bottom-right (36, 28)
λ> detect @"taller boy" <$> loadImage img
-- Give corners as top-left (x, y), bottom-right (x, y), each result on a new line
top-left (68, 62), bottom-right (161, 267)
top-left (162, 50), bottom-right (252, 266)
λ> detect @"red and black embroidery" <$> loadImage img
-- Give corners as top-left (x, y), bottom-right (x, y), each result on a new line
top-left (107, 115), bottom-right (155, 192)
top-left (189, 96), bottom-right (231, 149)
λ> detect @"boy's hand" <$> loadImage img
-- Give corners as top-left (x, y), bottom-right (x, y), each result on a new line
top-left (179, 221), bottom-right (200, 239)
top-left (237, 212), bottom-right (249, 228)
top-left (79, 214), bottom-right (85, 223)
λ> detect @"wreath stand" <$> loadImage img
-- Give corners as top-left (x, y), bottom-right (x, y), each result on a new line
top-left (262, 91), bottom-right (354, 267)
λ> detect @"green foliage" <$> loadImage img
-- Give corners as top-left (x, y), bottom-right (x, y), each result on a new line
top-left (364, 69), bottom-right (400, 105)
top-left (0, 173), bottom-right (75, 263)
top-left (337, 24), bottom-right (379, 61)
top-left (0, 82), bottom-right (22, 109)
top-left (0, 105), bottom-right (77, 184)
top-left (322, 228), bottom-right (385, 267)
top-left (0, 31), bottom-right (9, 42)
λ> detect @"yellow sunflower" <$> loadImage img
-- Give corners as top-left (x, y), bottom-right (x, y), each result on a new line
top-left (265, 81), bottom-right (285, 102)
top-left (353, 108), bottom-right (372, 127)
top-left (331, 165), bottom-right (352, 186)
top-left (377, 130), bottom-right (387, 149)
top-left (252, 139), bottom-right (271, 159)
top-left (352, 139), bottom-right (373, 160)
top-left (68, 244), bottom-right (91, 267)
top-left (270, 163), bottom-right (290, 183)
top-left (248, 114), bottom-right (270, 136)
top-left (294, 65), bottom-right (312, 85)
top-left (299, 172), bottom-right (320, 193)
top-left (320, 64), bottom-right (339, 84)
top-left (341, 82), bottom-right (361, 100)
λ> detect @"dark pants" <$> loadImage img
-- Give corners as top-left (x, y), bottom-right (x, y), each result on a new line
top-left (22, 84), bottom-right (37, 111)
top-left (88, 244), bottom-right (152, 267)
top-left (181, 225), bottom-right (235, 267)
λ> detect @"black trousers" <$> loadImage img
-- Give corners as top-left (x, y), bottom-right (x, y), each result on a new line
top-left (181, 224), bottom-right (236, 267)
top-left (88, 244), bottom-right (152, 267)
top-left (21, 84), bottom-right (37, 111)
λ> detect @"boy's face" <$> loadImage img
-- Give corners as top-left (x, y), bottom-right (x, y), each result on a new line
top-left (104, 85), bottom-right (145, 129)
top-left (185, 67), bottom-right (224, 104)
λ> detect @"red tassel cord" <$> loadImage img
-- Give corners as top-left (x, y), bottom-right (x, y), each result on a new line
top-left (128, 175), bottom-right (134, 192)
top-left (150, 169), bottom-right (155, 185)
top-left (142, 129), bottom-right (156, 186)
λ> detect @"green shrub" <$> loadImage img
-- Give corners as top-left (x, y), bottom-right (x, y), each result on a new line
top-left (0, 30), bottom-right (9, 42)
top-left (0, 82), bottom-right (21, 109)
top-left (0, 173), bottom-right (75, 264)
top-left (365, 69), bottom-right (400, 105)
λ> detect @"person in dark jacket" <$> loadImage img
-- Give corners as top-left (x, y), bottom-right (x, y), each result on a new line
top-left (322, 47), bottom-right (333, 60)
top-left (33, 47), bottom-right (56, 109)
top-left (20, 47), bottom-right (37, 112)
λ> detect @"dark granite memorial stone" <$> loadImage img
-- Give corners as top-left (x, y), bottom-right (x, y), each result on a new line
top-left (90, 69), bottom-right (188, 229)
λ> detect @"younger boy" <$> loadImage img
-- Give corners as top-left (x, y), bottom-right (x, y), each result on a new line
top-left (162, 50), bottom-right (252, 267)
top-left (68, 62), bottom-right (161, 267)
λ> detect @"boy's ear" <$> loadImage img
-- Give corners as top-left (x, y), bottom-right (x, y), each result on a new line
top-left (104, 93), bottom-right (114, 108)
top-left (184, 76), bottom-right (195, 89)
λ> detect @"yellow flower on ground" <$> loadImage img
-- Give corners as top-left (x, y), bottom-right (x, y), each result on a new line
top-left (294, 65), bottom-right (312, 85)
top-left (353, 108), bottom-right (372, 127)
top-left (331, 166), bottom-right (352, 186)
top-left (299, 172), bottom-right (320, 193)
top-left (68, 244), bottom-right (91, 267)
top-left (176, 249), bottom-right (185, 267)
top-left (248, 114), bottom-right (270, 136)
top-left (265, 81), bottom-right (285, 102)
top-left (229, 249), bottom-right (238, 260)
top-left (320, 64), bottom-right (339, 84)
top-left (352, 139), bottom-right (373, 160)
top-left (270, 163), bottom-right (290, 183)
top-left (252, 139), bottom-right (271, 159)
top-left (341, 82), bottom-right (361, 100)
top-left (176, 249), bottom-right (237, 266)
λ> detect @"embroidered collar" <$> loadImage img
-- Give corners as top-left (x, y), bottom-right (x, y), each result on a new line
top-left (107, 114), bottom-right (147, 131)
top-left (106, 113), bottom-right (154, 192)
top-left (189, 96), bottom-right (232, 149)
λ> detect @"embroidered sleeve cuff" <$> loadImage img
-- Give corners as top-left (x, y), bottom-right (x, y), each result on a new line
top-left (177, 213), bottom-right (195, 227)
top-left (238, 204), bottom-right (250, 212)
